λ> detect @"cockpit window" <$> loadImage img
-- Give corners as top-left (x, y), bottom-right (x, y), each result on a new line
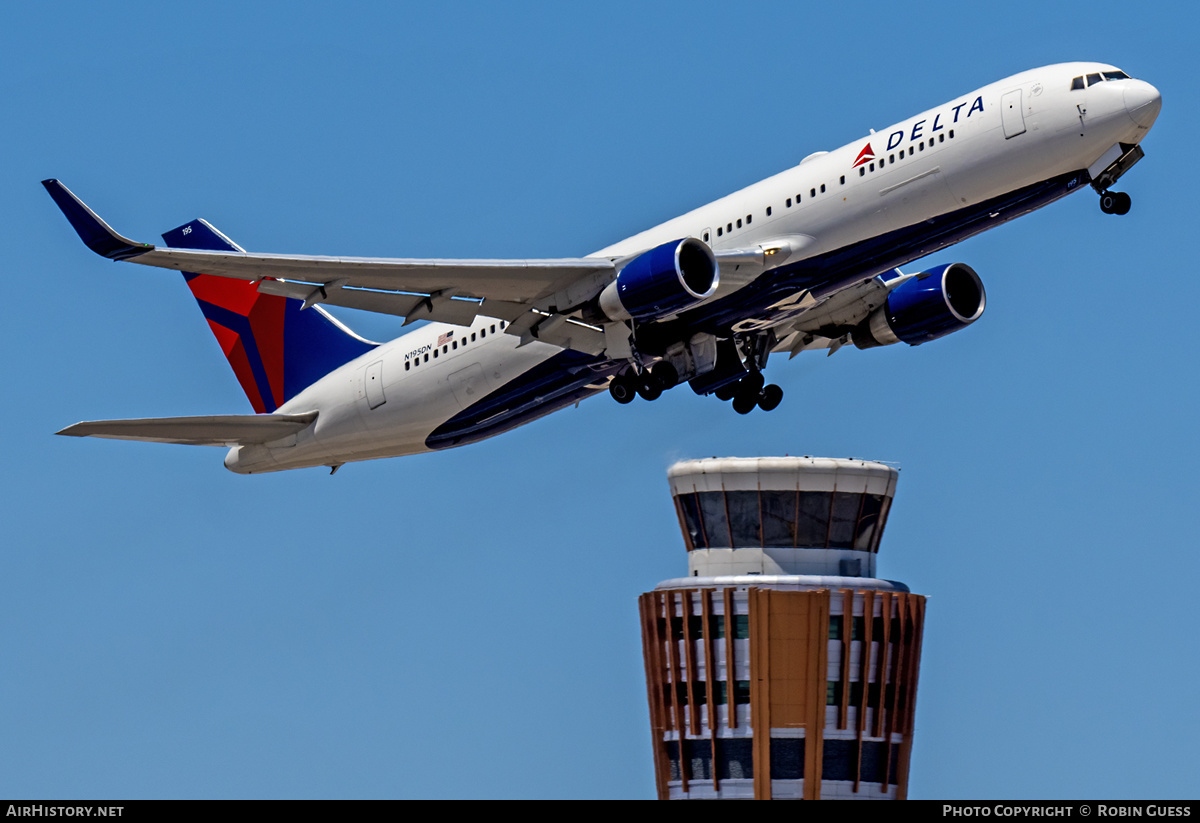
top-left (1073, 70), bottom-right (1132, 90)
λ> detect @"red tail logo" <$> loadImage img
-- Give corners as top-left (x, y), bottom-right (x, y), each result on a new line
top-left (852, 142), bottom-right (876, 168)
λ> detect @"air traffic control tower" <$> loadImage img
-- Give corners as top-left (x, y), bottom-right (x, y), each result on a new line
top-left (638, 457), bottom-right (926, 800)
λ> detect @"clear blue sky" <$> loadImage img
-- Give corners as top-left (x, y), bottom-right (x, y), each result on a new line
top-left (2, 0), bottom-right (1194, 799)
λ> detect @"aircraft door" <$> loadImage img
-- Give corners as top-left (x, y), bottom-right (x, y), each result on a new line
top-left (365, 360), bottom-right (386, 409)
top-left (449, 363), bottom-right (491, 410)
top-left (1001, 89), bottom-right (1026, 138)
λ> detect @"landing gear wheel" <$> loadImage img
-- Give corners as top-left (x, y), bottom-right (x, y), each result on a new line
top-left (732, 393), bottom-right (757, 415)
top-left (731, 373), bottom-right (765, 415)
top-left (714, 383), bottom-right (738, 402)
top-left (1100, 190), bottom-right (1131, 215)
top-left (609, 373), bottom-right (636, 404)
top-left (739, 372), bottom-right (765, 397)
top-left (636, 372), bottom-right (662, 402)
top-left (650, 361), bottom-right (679, 390)
top-left (758, 384), bottom-right (783, 412)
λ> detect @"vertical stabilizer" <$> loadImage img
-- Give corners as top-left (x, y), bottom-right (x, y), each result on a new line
top-left (163, 220), bottom-right (377, 413)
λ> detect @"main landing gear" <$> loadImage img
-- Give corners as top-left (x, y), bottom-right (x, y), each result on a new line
top-left (610, 363), bottom-right (783, 413)
top-left (718, 371), bottom-right (784, 415)
top-left (608, 361), bottom-right (678, 405)
top-left (608, 331), bottom-right (783, 414)
top-left (1099, 190), bottom-right (1131, 215)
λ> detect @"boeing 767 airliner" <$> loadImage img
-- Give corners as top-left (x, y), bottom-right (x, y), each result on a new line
top-left (45, 62), bottom-right (1161, 474)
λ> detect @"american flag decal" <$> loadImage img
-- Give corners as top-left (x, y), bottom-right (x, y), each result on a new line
top-left (437, 330), bottom-right (455, 346)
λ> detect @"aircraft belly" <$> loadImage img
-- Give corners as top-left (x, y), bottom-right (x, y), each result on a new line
top-left (276, 334), bottom-right (569, 465)
top-left (426, 348), bottom-right (617, 450)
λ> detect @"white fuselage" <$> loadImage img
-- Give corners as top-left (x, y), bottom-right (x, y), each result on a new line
top-left (226, 63), bottom-right (1160, 474)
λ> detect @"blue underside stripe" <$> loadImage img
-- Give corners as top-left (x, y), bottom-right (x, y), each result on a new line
top-left (427, 170), bottom-right (1090, 450)
top-left (426, 351), bottom-right (616, 449)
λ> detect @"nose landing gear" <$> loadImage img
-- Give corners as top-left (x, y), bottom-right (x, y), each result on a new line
top-left (1099, 190), bottom-right (1131, 215)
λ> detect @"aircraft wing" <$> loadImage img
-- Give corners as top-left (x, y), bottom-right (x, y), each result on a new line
top-left (44, 180), bottom-right (812, 358)
top-left (770, 271), bottom-right (918, 357)
top-left (43, 179), bottom-right (617, 352)
top-left (56, 412), bottom-right (318, 447)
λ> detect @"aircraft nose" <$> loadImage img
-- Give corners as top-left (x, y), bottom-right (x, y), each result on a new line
top-left (1124, 79), bottom-right (1162, 129)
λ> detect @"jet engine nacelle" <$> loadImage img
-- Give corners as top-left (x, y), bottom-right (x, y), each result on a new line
top-left (598, 238), bottom-right (718, 323)
top-left (853, 263), bottom-right (986, 348)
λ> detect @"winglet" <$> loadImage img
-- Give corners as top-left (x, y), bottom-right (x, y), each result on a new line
top-left (41, 179), bottom-right (155, 261)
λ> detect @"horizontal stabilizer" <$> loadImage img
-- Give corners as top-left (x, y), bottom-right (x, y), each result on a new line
top-left (56, 412), bottom-right (318, 447)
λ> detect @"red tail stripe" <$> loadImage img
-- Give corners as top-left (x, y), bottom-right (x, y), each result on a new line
top-left (207, 319), bottom-right (268, 413)
top-left (186, 275), bottom-right (261, 317)
top-left (248, 296), bottom-right (287, 409)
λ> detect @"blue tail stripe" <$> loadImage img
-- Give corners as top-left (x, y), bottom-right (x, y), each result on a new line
top-left (194, 299), bottom-right (278, 412)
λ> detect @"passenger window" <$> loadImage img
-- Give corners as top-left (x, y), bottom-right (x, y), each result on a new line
top-left (820, 184), bottom-right (826, 193)
top-left (809, 188), bottom-right (816, 197)
top-left (405, 361), bottom-right (410, 371)
top-left (433, 349), bottom-right (438, 358)
top-left (424, 354), bottom-right (429, 362)
top-left (453, 340), bottom-right (458, 349)
top-left (765, 207), bottom-right (771, 217)
top-left (442, 345), bottom-right (448, 353)
top-left (717, 227), bottom-right (723, 236)
top-left (786, 198), bottom-right (792, 207)
top-left (859, 167), bottom-right (865, 176)
top-left (840, 175), bottom-right (845, 185)
top-left (490, 325), bottom-right (496, 333)
top-left (746, 214), bottom-right (751, 224)
top-left (704, 232), bottom-right (710, 241)
top-left (471, 333), bottom-right (476, 341)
